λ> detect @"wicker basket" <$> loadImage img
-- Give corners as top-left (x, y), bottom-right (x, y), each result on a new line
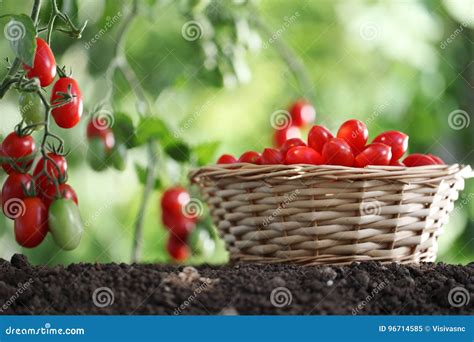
top-left (189, 164), bottom-right (473, 265)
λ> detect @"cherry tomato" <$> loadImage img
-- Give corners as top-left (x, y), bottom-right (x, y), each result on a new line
top-left (23, 38), bottom-right (56, 87)
top-left (274, 126), bottom-right (301, 148)
top-left (337, 119), bottom-right (368, 154)
top-left (167, 235), bottom-right (189, 261)
top-left (87, 119), bottom-right (115, 152)
top-left (42, 183), bottom-right (78, 208)
top-left (373, 130), bottom-right (408, 162)
top-left (14, 197), bottom-right (48, 248)
top-left (108, 143), bottom-right (127, 171)
top-left (162, 211), bottom-right (195, 239)
top-left (260, 148), bottom-right (284, 165)
top-left (50, 77), bottom-right (83, 129)
top-left (308, 125), bottom-right (334, 154)
top-left (2, 172), bottom-right (33, 218)
top-left (48, 199), bottom-right (84, 250)
top-left (280, 138), bottom-right (306, 155)
top-left (19, 92), bottom-right (43, 130)
top-left (238, 151), bottom-right (261, 164)
top-left (389, 160), bottom-right (405, 166)
top-left (0, 146), bottom-right (10, 173)
top-left (428, 154), bottom-right (445, 165)
top-left (161, 187), bottom-right (193, 220)
top-left (33, 153), bottom-right (68, 194)
top-left (285, 146), bottom-right (323, 165)
top-left (354, 143), bottom-right (392, 167)
top-left (2, 132), bottom-right (36, 173)
top-left (217, 154), bottom-right (237, 164)
top-left (403, 154), bottom-right (438, 167)
top-left (321, 138), bottom-right (354, 166)
top-left (87, 137), bottom-right (108, 171)
top-left (289, 99), bottom-right (316, 127)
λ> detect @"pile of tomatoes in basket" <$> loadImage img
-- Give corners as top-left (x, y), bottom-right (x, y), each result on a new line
top-left (0, 37), bottom-right (84, 250)
top-left (217, 99), bottom-right (445, 167)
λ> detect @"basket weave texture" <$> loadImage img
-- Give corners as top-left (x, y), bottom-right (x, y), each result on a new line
top-left (190, 164), bottom-right (473, 265)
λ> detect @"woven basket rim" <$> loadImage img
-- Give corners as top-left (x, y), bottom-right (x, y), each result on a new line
top-left (190, 163), bottom-right (473, 184)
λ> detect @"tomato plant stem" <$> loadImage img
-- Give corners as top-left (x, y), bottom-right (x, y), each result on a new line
top-left (131, 141), bottom-right (158, 262)
top-left (251, 15), bottom-right (316, 105)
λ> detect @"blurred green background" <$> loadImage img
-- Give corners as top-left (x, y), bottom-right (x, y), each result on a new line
top-left (0, 0), bottom-right (472, 265)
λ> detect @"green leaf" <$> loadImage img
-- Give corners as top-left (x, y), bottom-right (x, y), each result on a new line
top-left (5, 14), bottom-right (36, 67)
top-left (193, 141), bottom-right (220, 166)
top-left (112, 112), bottom-right (136, 148)
top-left (134, 163), bottom-right (162, 190)
top-left (135, 117), bottom-right (173, 145)
top-left (164, 140), bottom-right (191, 162)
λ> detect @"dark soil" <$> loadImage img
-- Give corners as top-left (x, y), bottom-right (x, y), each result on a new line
top-left (0, 254), bottom-right (472, 315)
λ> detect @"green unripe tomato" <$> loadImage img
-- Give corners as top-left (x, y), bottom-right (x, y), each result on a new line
top-left (108, 143), bottom-right (127, 171)
top-left (189, 228), bottom-right (215, 257)
top-left (19, 92), bottom-right (43, 129)
top-left (87, 137), bottom-right (108, 171)
top-left (48, 199), bottom-right (84, 250)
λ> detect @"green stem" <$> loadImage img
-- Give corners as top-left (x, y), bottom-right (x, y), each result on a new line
top-left (131, 141), bottom-right (158, 262)
top-left (252, 15), bottom-right (316, 104)
top-left (0, 0), bottom-right (42, 99)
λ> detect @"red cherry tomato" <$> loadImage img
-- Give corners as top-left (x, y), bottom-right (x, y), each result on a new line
top-left (403, 154), bottom-right (438, 167)
top-left (50, 77), bottom-right (83, 129)
top-left (285, 146), bottom-right (323, 165)
top-left (289, 99), bottom-right (316, 127)
top-left (428, 154), bottom-right (445, 165)
top-left (260, 148), bottom-right (284, 165)
top-left (161, 187), bottom-right (192, 219)
top-left (354, 143), bottom-right (392, 167)
top-left (337, 119), bottom-right (368, 154)
top-left (280, 138), bottom-right (306, 156)
top-left (308, 125), bottom-right (334, 154)
top-left (23, 38), bottom-right (56, 87)
top-left (238, 151), bottom-right (261, 164)
top-left (33, 153), bottom-right (68, 194)
top-left (373, 130), bottom-right (408, 162)
top-left (321, 138), bottom-right (354, 166)
top-left (167, 235), bottom-right (189, 261)
top-left (217, 154), bottom-right (237, 164)
top-left (42, 183), bottom-right (78, 208)
top-left (389, 160), bottom-right (405, 166)
top-left (1, 132), bottom-right (36, 173)
top-left (14, 197), bottom-right (48, 248)
top-left (87, 120), bottom-right (115, 152)
top-left (2, 172), bottom-right (33, 219)
top-left (162, 211), bottom-right (195, 239)
top-left (273, 126), bottom-right (301, 148)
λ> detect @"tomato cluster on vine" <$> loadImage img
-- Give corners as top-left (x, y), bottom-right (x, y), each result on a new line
top-left (160, 187), bottom-right (214, 262)
top-left (1, 36), bottom-right (84, 250)
top-left (217, 100), bottom-right (445, 167)
top-left (86, 116), bottom-right (127, 172)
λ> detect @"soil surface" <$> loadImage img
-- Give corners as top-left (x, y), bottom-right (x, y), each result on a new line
top-left (0, 254), bottom-right (472, 315)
